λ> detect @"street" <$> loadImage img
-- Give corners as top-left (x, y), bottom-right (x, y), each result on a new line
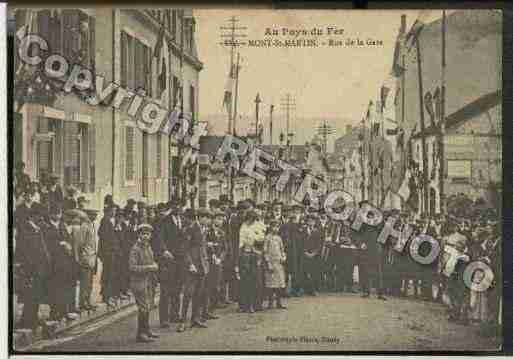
top-left (39, 293), bottom-right (500, 352)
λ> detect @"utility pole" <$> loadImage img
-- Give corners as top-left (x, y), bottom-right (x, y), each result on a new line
top-left (439, 10), bottom-right (446, 215)
top-left (416, 37), bottom-right (430, 215)
top-left (220, 17), bottom-right (247, 135)
top-left (255, 93), bottom-right (261, 144)
top-left (269, 104), bottom-right (274, 145)
top-left (316, 120), bottom-right (335, 154)
top-left (233, 52), bottom-right (241, 136)
top-left (280, 93), bottom-right (296, 159)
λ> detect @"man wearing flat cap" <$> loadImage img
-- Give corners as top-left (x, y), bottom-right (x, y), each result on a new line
top-left (129, 223), bottom-right (160, 342)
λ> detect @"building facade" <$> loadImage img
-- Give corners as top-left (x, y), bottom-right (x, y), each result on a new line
top-left (11, 8), bottom-right (203, 210)
top-left (391, 9), bottom-right (501, 215)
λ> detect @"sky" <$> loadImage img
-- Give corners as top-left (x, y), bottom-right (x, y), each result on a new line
top-left (194, 9), bottom-right (441, 150)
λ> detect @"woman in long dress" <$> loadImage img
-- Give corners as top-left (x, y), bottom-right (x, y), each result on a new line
top-left (263, 220), bottom-right (287, 309)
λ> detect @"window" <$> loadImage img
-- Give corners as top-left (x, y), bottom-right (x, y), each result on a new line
top-left (126, 126), bottom-right (135, 181)
top-left (121, 31), bottom-right (152, 96)
top-left (156, 133), bottom-right (163, 178)
top-left (189, 84), bottom-right (195, 122)
top-left (172, 75), bottom-right (180, 108)
top-left (89, 124), bottom-right (95, 192)
top-left (142, 132), bottom-right (149, 196)
top-left (61, 10), bottom-right (95, 68)
top-left (171, 10), bottom-right (177, 40)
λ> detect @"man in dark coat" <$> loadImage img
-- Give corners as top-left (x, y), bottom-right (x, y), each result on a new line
top-left (47, 175), bottom-right (63, 210)
top-left (154, 201), bottom-right (186, 328)
top-left (45, 205), bottom-right (79, 321)
top-left (180, 209), bottom-right (211, 330)
top-left (97, 205), bottom-right (121, 306)
top-left (284, 205), bottom-right (305, 297)
top-left (355, 207), bottom-right (386, 300)
top-left (16, 204), bottom-right (52, 329)
top-left (15, 161), bottom-right (31, 193)
top-left (303, 214), bottom-right (322, 295)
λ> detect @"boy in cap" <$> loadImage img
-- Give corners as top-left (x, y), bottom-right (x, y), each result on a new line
top-left (129, 223), bottom-right (160, 342)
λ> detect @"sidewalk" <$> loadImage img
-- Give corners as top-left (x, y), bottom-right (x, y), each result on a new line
top-left (12, 261), bottom-right (145, 350)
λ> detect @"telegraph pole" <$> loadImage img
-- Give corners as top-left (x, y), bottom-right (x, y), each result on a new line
top-left (220, 17), bottom-right (247, 135)
top-left (280, 94), bottom-right (296, 159)
top-left (416, 37), bottom-right (430, 215)
top-left (316, 120), bottom-right (335, 154)
top-left (439, 10), bottom-right (446, 215)
top-left (269, 104), bottom-right (274, 145)
top-left (255, 93), bottom-right (261, 144)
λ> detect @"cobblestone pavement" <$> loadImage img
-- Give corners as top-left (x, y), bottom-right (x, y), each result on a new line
top-left (38, 293), bottom-right (500, 352)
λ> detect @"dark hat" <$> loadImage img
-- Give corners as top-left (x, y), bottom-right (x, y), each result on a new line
top-left (272, 201), bottom-right (283, 207)
top-left (49, 204), bottom-right (62, 214)
top-left (137, 201), bottom-right (146, 209)
top-left (197, 208), bottom-right (212, 218)
top-left (237, 201), bottom-right (251, 211)
top-left (305, 213), bottom-right (317, 221)
top-left (137, 223), bottom-right (153, 233)
top-left (30, 203), bottom-right (47, 218)
top-left (291, 204), bottom-right (303, 211)
top-left (16, 161), bottom-right (26, 169)
top-left (157, 202), bottom-right (168, 212)
top-left (77, 195), bottom-right (89, 204)
top-left (208, 199), bottom-right (220, 209)
top-left (84, 209), bottom-right (99, 217)
top-left (213, 209), bottom-right (225, 218)
top-left (126, 198), bottom-right (136, 206)
top-left (256, 203), bottom-right (268, 210)
top-left (182, 208), bottom-right (194, 218)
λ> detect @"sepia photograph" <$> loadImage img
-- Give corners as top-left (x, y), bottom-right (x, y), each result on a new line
top-left (8, 6), bottom-right (503, 352)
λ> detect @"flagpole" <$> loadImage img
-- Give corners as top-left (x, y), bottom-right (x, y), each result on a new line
top-left (233, 52), bottom-right (240, 136)
top-left (439, 10), bottom-right (446, 215)
top-left (415, 37), bottom-right (430, 215)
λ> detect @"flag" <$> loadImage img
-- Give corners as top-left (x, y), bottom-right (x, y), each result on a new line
top-left (391, 40), bottom-right (405, 76)
top-left (365, 100), bottom-right (373, 121)
top-left (372, 123), bottom-right (380, 138)
top-left (424, 91), bottom-right (435, 126)
top-left (153, 23), bottom-right (165, 59)
top-left (405, 10), bottom-right (432, 47)
top-left (398, 169), bottom-right (412, 201)
top-left (394, 87), bottom-right (401, 106)
top-left (433, 86), bottom-right (441, 122)
top-left (222, 65), bottom-right (235, 113)
top-left (396, 128), bottom-right (404, 151)
top-left (380, 85), bottom-right (390, 112)
top-left (386, 128), bottom-right (398, 136)
top-left (158, 58), bottom-right (167, 96)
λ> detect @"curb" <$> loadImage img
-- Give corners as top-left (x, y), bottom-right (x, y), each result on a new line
top-left (14, 298), bottom-right (138, 351)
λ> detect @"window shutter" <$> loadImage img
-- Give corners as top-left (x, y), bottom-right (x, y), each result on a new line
top-left (126, 127), bottom-right (135, 180)
top-left (89, 17), bottom-right (95, 71)
top-left (120, 31), bottom-right (127, 87)
top-left (128, 35), bottom-right (135, 90)
top-left (89, 124), bottom-right (96, 192)
top-left (135, 39), bottom-right (143, 90)
top-left (49, 11), bottom-right (62, 55)
top-left (156, 133), bottom-right (162, 178)
top-left (37, 10), bottom-right (51, 50)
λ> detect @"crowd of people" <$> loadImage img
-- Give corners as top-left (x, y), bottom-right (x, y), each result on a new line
top-left (13, 162), bottom-right (502, 343)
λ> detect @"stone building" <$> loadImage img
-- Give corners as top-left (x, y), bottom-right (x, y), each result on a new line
top-left (10, 8), bottom-right (203, 209)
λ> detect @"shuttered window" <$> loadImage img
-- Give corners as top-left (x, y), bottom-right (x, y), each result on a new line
top-left (121, 31), bottom-right (152, 96)
top-left (120, 31), bottom-right (127, 87)
top-left (156, 133), bottom-right (162, 178)
top-left (142, 132), bottom-right (149, 196)
top-left (190, 85), bottom-right (195, 122)
top-left (126, 126), bottom-right (135, 181)
top-left (64, 122), bottom-right (81, 187)
top-left (89, 124), bottom-right (96, 192)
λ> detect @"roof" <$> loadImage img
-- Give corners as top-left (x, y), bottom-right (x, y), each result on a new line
top-left (411, 89), bottom-right (501, 139)
top-left (199, 135), bottom-right (225, 156)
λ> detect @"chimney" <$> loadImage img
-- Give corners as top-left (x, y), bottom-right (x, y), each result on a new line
top-left (346, 124), bottom-right (352, 135)
top-left (400, 14), bottom-right (406, 34)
